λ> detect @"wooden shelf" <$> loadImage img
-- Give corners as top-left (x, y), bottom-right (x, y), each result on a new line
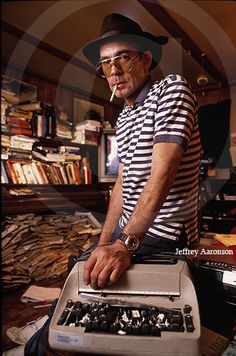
top-left (2, 185), bottom-right (106, 215)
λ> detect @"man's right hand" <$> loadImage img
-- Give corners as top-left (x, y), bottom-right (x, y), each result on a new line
top-left (83, 240), bottom-right (132, 290)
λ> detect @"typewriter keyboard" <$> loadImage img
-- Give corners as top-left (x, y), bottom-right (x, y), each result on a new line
top-left (57, 299), bottom-right (194, 336)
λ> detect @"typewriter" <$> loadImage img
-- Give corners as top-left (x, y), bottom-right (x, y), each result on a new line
top-left (49, 257), bottom-right (201, 355)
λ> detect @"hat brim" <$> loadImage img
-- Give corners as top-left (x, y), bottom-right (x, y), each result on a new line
top-left (82, 32), bottom-right (163, 71)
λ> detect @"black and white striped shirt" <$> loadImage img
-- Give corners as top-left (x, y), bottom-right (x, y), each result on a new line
top-left (116, 74), bottom-right (201, 243)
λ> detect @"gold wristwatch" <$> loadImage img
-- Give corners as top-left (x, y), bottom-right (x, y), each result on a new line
top-left (118, 233), bottom-right (141, 254)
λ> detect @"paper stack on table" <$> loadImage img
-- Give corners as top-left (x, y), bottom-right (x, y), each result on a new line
top-left (213, 234), bottom-right (236, 247)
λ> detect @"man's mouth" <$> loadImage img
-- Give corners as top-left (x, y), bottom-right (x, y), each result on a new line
top-left (113, 82), bottom-right (125, 90)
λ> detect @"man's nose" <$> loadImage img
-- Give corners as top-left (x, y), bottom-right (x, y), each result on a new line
top-left (109, 62), bottom-right (122, 76)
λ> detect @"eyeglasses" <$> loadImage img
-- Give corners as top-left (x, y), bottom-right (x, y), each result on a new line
top-left (96, 52), bottom-right (141, 78)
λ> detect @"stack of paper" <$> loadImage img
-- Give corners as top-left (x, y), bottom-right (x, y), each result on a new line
top-left (2, 212), bottom-right (101, 291)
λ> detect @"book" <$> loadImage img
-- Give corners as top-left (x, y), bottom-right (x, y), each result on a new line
top-left (40, 163), bottom-right (51, 184)
top-left (58, 145), bottom-right (80, 154)
top-left (1, 100), bottom-right (9, 118)
top-left (9, 149), bottom-right (32, 161)
top-left (22, 164), bottom-right (37, 184)
top-left (7, 117), bottom-right (32, 128)
top-left (32, 151), bottom-right (66, 162)
top-left (34, 146), bottom-right (59, 155)
top-left (59, 164), bottom-right (69, 184)
top-left (12, 162), bottom-right (27, 184)
top-left (35, 162), bottom-right (49, 184)
top-left (65, 163), bottom-right (75, 184)
top-left (41, 164), bottom-right (55, 184)
top-left (10, 135), bottom-right (37, 151)
top-left (9, 110), bottom-right (33, 119)
top-left (4, 160), bottom-right (19, 184)
top-left (10, 135), bottom-right (36, 142)
top-left (54, 164), bottom-right (65, 184)
top-left (9, 188), bottom-right (39, 197)
top-left (50, 164), bottom-right (62, 184)
top-left (64, 153), bottom-right (81, 161)
top-left (72, 161), bottom-right (81, 185)
top-left (55, 127), bottom-right (72, 139)
top-left (1, 161), bottom-right (9, 184)
top-left (9, 127), bottom-right (33, 136)
top-left (1, 135), bottom-right (10, 147)
top-left (16, 101), bottom-right (43, 111)
top-left (31, 162), bottom-right (44, 184)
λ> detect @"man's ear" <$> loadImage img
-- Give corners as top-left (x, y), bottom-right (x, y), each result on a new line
top-left (143, 51), bottom-right (152, 71)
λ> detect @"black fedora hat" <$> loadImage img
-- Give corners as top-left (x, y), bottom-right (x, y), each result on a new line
top-left (82, 13), bottom-right (168, 71)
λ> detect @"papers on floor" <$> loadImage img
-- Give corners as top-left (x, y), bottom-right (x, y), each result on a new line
top-left (21, 285), bottom-right (61, 303)
top-left (2, 212), bottom-right (101, 291)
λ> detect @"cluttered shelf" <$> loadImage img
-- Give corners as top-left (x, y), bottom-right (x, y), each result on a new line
top-left (2, 184), bottom-right (107, 215)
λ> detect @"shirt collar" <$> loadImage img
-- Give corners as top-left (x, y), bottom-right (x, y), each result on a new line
top-left (124, 77), bottom-right (154, 109)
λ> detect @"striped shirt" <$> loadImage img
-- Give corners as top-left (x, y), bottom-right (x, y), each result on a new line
top-left (116, 74), bottom-right (201, 244)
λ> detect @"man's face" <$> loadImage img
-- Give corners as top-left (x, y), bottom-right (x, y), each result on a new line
top-left (99, 41), bottom-right (151, 106)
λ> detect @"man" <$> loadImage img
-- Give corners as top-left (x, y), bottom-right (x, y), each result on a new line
top-left (82, 13), bottom-right (201, 290)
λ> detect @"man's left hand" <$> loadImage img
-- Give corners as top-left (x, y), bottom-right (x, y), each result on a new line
top-left (83, 241), bottom-right (132, 289)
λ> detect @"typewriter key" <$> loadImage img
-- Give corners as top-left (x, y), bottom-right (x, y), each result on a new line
top-left (65, 299), bottom-right (74, 308)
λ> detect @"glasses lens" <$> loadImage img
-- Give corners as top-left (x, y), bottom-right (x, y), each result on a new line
top-left (96, 53), bottom-right (138, 77)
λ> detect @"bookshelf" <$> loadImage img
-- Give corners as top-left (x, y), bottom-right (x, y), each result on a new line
top-left (1, 75), bottom-right (106, 215)
top-left (2, 184), bottom-right (106, 215)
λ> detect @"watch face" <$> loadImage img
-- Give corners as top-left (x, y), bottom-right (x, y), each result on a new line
top-left (119, 234), bottom-right (140, 252)
top-left (125, 235), bottom-right (140, 251)
top-left (129, 236), bottom-right (139, 250)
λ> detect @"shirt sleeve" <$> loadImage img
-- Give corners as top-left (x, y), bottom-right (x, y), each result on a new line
top-left (154, 74), bottom-right (198, 149)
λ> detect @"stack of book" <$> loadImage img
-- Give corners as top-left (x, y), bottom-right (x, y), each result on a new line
top-left (15, 101), bottom-right (73, 140)
top-left (73, 119), bottom-right (101, 146)
top-left (2, 91), bottom-right (34, 137)
top-left (31, 143), bottom-right (82, 184)
top-left (2, 212), bottom-right (101, 290)
top-left (55, 118), bottom-right (73, 139)
top-left (1, 79), bottom-right (96, 186)
top-left (1, 135), bottom-right (38, 184)
top-left (1, 136), bottom-right (86, 185)
top-left (7, 115), bottom-right (33, 136)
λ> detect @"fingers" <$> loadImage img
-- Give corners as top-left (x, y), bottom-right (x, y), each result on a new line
top-left (86, 259), bottom-right (112, 290)
top-left (83, 253), bottom-right (96, 286)
top-left (83, 244), bottom-right (132, 289)
top-left (96, 265), bottom-right (111, 289)
top-left (107, 262), bottom-right (129, 286)
top-left (107, 267), bottom-right (122, 286)
top-left (83, 252), bottom-right (111, 289)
